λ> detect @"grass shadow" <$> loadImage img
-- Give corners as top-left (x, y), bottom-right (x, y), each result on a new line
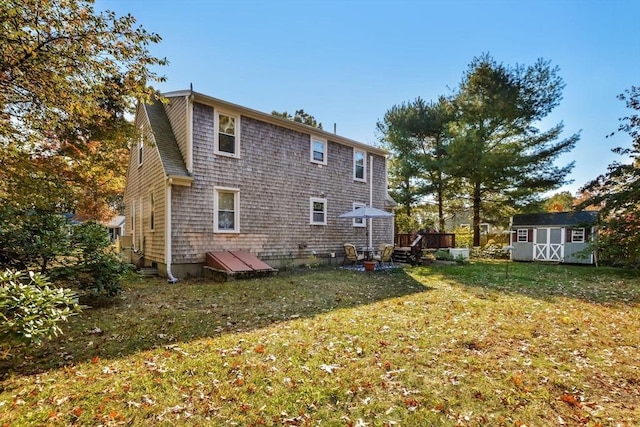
top-left (1, 266), bottom-right (430, 378)
top-left (410, 259), bottom-right (640, 306)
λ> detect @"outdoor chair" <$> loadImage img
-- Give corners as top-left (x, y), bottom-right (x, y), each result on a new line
top-left (373, 244), bottom-right (395, 267)
top-left (343, 243), bottom-right (365, 266)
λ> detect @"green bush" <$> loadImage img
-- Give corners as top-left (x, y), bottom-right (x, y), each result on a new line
top-left (434, 250), bottom-right (454, 261)
top-left (67, 221), bottom-right (129, 297)
top-left (0, 270), bottom-right (80, 354)
top-left (0, 207), bottom-right (70, 273)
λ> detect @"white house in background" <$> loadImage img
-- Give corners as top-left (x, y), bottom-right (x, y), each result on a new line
top-left (102, 215), bottom-right (125, 242)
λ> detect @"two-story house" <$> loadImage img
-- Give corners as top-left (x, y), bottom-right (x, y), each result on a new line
top-left (123, 90), bottom-right (394, 281)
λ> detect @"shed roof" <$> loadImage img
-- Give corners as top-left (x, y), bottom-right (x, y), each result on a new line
top-left (143, 98), bottom-right (191, 180)
top-left (512, 211), bottom-right (598, 227)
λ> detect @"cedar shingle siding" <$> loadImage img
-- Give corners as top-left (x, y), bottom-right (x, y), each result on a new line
top-left (124, 92), bottom-right (394, 277)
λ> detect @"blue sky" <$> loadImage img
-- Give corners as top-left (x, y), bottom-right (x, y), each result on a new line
top-left (99, 0), bottom-right (640, 195)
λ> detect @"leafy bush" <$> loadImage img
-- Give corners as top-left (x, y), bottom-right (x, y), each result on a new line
top-left (0, 270), bottom-right (80, 354)
top-left (470, 243), bottom-right (510, 259)
top-left (594, 215), bottom-right (640, 268)
top-left (0, 210), bottom-right (130, 298)
top-left (453, 227), bottom-right (473, 248)
top-left (434, 250), bottom-right (454, 261)
top-left (66, 221), bottom-right (130, 297)
top-left (0, 207), bottom-right (70, 273)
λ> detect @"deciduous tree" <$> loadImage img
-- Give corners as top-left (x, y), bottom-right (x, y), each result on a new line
top-left (0, 0), bottom-right (166, 217)
top-left (579, 86), bottom-right (640, 266)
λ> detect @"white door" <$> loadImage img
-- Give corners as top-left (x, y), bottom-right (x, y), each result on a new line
top-left (534, 228), bottom-right (563, 261)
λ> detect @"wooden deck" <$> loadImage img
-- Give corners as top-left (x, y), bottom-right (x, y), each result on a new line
top-left (393, 232), bottom-right (456, 264)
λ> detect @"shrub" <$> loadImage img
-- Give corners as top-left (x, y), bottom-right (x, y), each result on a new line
top-left (0, 270), bottom-right (80, 354)
top-left (67, 221), bottom-right (129, 297)
top-left (434, 250), bottom-right (454, 261)
top-left (0, 208), bottom-right (70, 273)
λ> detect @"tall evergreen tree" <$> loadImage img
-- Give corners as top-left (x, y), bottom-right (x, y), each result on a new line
top-left (378, 97), bottom-right (455, 229)
top-left (448, 54), bottom-right (579, 246)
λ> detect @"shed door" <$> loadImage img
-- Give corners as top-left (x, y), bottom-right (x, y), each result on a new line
top-left (534, 228), bottom-right (563, 261)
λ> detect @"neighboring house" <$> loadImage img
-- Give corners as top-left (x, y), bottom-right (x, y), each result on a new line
top-left (443, 209), bottom-right (502, 234)
top-left (510, 211), bottom-right (598, 264)
top-left (123, 90), bottom-right (394, 279)
top-left (102, 215), bottom-right (125, 242)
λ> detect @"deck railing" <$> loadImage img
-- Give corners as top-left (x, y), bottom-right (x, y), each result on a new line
top-left (395, 232), bottom-right (456, 249)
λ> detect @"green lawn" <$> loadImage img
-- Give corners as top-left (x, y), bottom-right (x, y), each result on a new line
top-left (1, 261), bottom-right (639, 426)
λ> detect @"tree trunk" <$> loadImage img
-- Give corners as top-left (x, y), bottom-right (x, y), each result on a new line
top-left (473, 182), bottom-right (481, 247)
top-left (437, 187), bottom-right (445, 232)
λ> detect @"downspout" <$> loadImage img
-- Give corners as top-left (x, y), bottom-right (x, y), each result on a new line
top-left (186, 93), bottom-right (194, 173)
top-left (369, 154), bottom-right (373, 248)
top-left (165, 179), bottom-right (178, 284)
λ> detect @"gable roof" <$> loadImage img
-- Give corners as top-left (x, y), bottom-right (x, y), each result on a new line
top-left (143, 98), bottom-right (192, 182)
top-left (512, 211), bottom-right (598, 227)
top-left (163, 90), bottom-right (389, 158)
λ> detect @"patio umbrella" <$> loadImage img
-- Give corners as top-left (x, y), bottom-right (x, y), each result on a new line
top-left (339, 205), bottom-right (394, 248)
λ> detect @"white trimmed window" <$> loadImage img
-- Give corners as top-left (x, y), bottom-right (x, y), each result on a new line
top-left (571, 228), bottom-right (585, 243)
top-left (353, 148), bottom-right (366, 181)
top-left (214, 110), bottom-right (240, 157)
top-left (517, 229), bottom-right (528, 242)
top-left (310, 197), bottom-right (327, 225)
top-left (310, 136), bottom-right (327, 165)
top-left (149, 191), bottom-right (155, 231)
top-left (214, 187), bottom-right (240, 233)
top-left (137, 133), bottom-right (144, 166)
top-left (480, 223), bottom-right (489, 234)
top-left (352, 202), bottom-right (366, 227)
top-left (460, 223), bottom-right (470, 230)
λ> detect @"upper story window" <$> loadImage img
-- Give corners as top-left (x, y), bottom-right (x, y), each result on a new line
top-left (517, 229), bottom-right (529, 242)
top-left (571, 228), bottom-right (585, 243)
top-left (310, 197), bottom-right (327, 225)
top-left (353, 149), bottom-right (366, 181)
top-left (310, 136), bottom-right (327, 165)
top-left (215, 111), bottom-right (240, 157)
top-left (352, 202), bottom-right (366, 227)
top-left (214, 186), bottom-right (240, 233)
top-left (480, 223), bottom-right (490, 234)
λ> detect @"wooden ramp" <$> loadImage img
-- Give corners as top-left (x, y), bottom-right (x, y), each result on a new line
top-left (204, 251), bottom-right (276, 281)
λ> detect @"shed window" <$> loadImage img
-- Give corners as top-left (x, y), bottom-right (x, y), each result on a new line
top-left (517, 229), bottom-right (529, 242)
top-left (214, 187), bottom-right (240, 233)
top-left (310, 197), bottom-right (327, 225)
top-left (571, 228), bottom-right (585, 243)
